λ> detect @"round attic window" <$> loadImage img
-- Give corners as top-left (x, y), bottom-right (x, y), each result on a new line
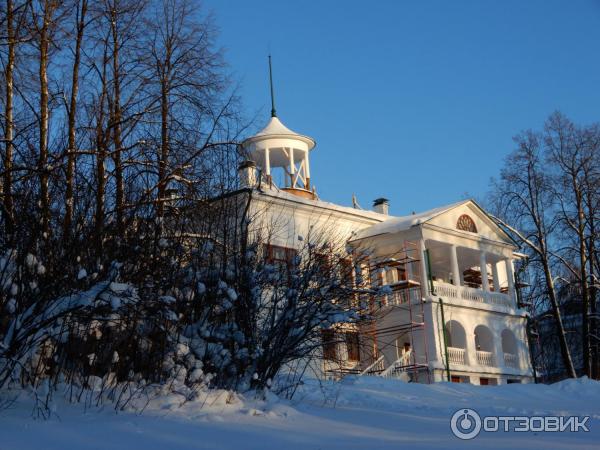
top-left (457, 214), bottom-right (477, 233)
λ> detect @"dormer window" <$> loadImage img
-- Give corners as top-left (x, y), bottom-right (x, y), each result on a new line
top-left (457, 214), bottom-right (477, 233)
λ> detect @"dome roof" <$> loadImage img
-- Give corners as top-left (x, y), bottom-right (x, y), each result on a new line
top-left (242, 116), bottom-right (315, 150)
top-left (255, 116), bottom-right (296, 136)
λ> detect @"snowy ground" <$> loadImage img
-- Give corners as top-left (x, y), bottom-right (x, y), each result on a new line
top-left (1, 377), bottom-right (599, 450)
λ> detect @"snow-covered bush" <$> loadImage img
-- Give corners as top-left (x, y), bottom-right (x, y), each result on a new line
top-left (166, 240), bottom-right (360, 392)
top-left (0, 186), bottom-right (372, 414)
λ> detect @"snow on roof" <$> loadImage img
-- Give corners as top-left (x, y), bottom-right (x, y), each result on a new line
top-left (254, 116), bottom-right (299, 137)
top-left (243, 116), bottom-right (316, 150)
top-left (253, 188), bottom-right (484, 240)
top-left (256, 187), bottom-right (389, 222)
top-left (353, 200), bottom-right (470, 239)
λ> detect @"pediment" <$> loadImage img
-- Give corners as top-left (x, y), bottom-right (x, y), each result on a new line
top-left (426, 201), bottom-right (515, 245)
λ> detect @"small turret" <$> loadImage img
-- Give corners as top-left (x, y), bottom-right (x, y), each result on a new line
top-left (240, 57), bottom-right (317, 200)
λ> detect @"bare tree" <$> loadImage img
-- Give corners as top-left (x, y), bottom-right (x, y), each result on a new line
top-left (89, 29), bottom-right (111, 254)
top-left (29, 0), bottom-right (62, 235)
top-left (582, 132), bottom-right (600, 378)
top-left (0, 0), bottom-right (300, 411)
top-left (141, 0), bottom-right (228, 216)
top-left (489, 112), bottom-right (600, 380)
top-left (2, 0), bottom-right (18, 239)
top-left (490, 129), bottom-right (577, 378)
top-left (544, 113), bottom-right (594, 377)
top-left (103, 0), bottom-right (147, 235)
top-left (62, 0), bottom-right (88, 237)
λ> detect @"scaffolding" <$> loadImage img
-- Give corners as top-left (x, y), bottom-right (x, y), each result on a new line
top-left (360, 240), bottom-right (432, 383)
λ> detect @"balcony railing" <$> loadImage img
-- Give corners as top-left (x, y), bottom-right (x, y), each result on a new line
top-left (447, 347), bottom-right (466, 365)
top-left (434, 282), bottom-right (460, 299)
top-left (381, 288), bottom-right (421, 307)
top-left (476, 350), bottom-right (495, 367)
top-left (360, 355), bottom-right (385, 375)
top-left (432, 281), bottom-right (513, 309)
top-left (488, 292), bottom-right (512, 307)
top-left (384, 290), bottom-right (408, 306)
top-left (445, 349), bottom-right (520, 369)
top-left (504, 352), bottom-right (519, 368)
top-left (380, 354), bottom-right (428, 379)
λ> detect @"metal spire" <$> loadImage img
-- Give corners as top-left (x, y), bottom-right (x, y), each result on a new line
top-left (268, 55), bottom-right (277, 117)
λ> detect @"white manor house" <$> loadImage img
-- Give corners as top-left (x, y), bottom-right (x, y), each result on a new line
top-left (232, 105), bottom-right (534, 386)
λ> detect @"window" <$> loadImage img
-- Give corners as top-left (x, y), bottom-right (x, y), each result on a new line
top-left (338, 258), bottom-right (358, 308)
top-left (399, 265), bottom-right (407, 281)
top-left (345, 332), bottom-right (360, 361)
top-left (479, 377), bottom-right (490, 386)
top-left (507, 379), bottom-right (521, 384)
top-left (265, 244), bottom-right (297, 270)
top-left (384, 267), bottom-right (397, 284)
top-left (339, 258), bottom-right (354, 286)
top-left (314, 252), bottom-right (332, 273)
top-left (322, 329), bottom-right (337, 360)
top-left (396, 339), bottom-right (411, 361)
top-left (380, 263), bottom-right (406, 285)
top-left (451, 375), bottom-right (463, 383)
top-left (391, 265), bottom-right (407, 283)
top-left (456, 214), bottom-right (477, 233)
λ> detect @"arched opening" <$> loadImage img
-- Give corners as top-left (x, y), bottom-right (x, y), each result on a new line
top-left (444, 320), bottom-right (467, 365)
top-left (474, 325), bottom-right (495, 366)
top-left (474, 325), bottom-right (494, 351)
top-left (445, 320), bottom-right (466, 348)
top-left (501, 329), bottom-right (518, 354)
top-left (501, 329), bottom-right (519, 368)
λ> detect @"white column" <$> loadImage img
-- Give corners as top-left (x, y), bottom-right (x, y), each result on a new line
top-left (464, 324), bottom-right (476, 367)
top-left (406, 254), bottom-right (414, 280)
top-left (492, 261), bottom-right (500, 292)
top-left (494, 328), bottom-right (506, 369)
top-left (479, 252), bottom-right (489, 292)
top-left (450, 245), bottom-right (460, 286)
top-left (505, 259), bottom-right (516, 305)
top-left (288, 147), bottom-right (295, 187)
top-left (419, 239), bottom-right (429, 297)
top-left (264, 148), bottom-right (271, 176)
top-left (304, 151), bottom-right (311, 189)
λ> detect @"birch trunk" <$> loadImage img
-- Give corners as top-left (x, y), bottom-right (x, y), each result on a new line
top-left (38, 0), bottom-right (54, 236)
top-left (3, 0), bottom-right (16, 238)
top-left (109, 1), bottom-right (124, 234)
top-left (64, 0), bottom-right (88, 236)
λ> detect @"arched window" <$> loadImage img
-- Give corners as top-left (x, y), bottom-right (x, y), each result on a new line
top-left (501, 329), bottom-right (518, 355)
top-left (474, 325), bottom-right (494, 352)
top-left (457, 214), bottom-right (477, 233)
top-left (501, 329), bottom-right (520, 368)
top-left (444, 320), bottom-right (467, 349)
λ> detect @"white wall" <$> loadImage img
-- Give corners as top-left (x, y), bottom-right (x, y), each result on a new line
top-left (429, 299), bottom-right (533, 379)
top-left (247, 189), bottom-right (385, 251)
top-left (243, 191), bottom-right (533, 383)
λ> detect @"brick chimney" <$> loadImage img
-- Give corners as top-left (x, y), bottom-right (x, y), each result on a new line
top-left (238, 160), bottom-right (257, 188)
top-left (373, 198), bottom-right (389, 215)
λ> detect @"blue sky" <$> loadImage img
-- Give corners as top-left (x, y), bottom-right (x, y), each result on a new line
top-left (204, 0), bottom-right (600, 215)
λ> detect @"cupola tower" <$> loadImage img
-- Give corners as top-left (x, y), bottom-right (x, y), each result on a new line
top-left (241, 57), bottom-right (316, 199)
